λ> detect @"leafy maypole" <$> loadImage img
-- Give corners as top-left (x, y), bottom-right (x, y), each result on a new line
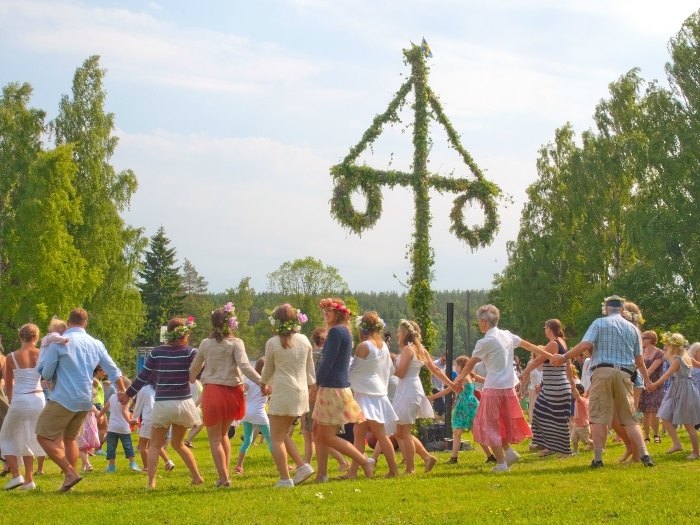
top-left (330, 43), bottom-right (502, 351)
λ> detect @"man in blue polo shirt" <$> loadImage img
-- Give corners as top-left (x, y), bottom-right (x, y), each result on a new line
top-left (36, 308), bottom-right (127, 491)
top-left (551, 295), bottom-right (653, 468)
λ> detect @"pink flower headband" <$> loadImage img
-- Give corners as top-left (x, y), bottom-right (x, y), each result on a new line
top-left (319, 298), bottom-right (353, 317)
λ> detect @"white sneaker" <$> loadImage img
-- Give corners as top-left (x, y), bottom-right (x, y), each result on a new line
top-left (274, 478), bottom-right (294, 488)
top-left (19, 481), bottom-right (36, 490)
top-left (504, 448), bottom-right (520, 466)
top-left (292, 463), bottom-right (314, 485)
top-left (4, 475), bottom-right (24, 490)
top-left (492, 463), bottom-right (510, 473)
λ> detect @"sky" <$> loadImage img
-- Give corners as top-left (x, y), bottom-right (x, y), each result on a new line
top-left (1, 0), bottom-right (698, 294)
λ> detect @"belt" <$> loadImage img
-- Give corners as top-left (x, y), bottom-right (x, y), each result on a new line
top-left (590, 363), bottom-right (634, 376)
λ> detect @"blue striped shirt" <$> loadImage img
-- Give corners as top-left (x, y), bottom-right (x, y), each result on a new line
top-left (582, 313), bottom-right (642, 369)
top-left (128, 345), bottom-right (197, 401)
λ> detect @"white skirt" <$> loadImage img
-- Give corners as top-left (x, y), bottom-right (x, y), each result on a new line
top-left (0, 392), bottom-right (46, 457)
top-left (152, 398), bottom-right (201, 429)
top-left (354, 393), bottom-right (399, 436)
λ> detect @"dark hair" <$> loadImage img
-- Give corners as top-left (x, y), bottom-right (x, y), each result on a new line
top-left (68, 308), bottom-right (88, 326)
top-left (575, 383), bottom-right (585, 395)
top-left (255, 357), bottom-right (265, 375)
top-left (545, 319), bottom-right (565, 339)
top-left (210, 308), bottom-right (231, 343)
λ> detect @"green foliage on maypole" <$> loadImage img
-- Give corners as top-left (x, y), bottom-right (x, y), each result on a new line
top-left (330, 44), bottom-right (502, 351)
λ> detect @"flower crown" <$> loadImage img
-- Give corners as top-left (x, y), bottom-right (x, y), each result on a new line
top-left (164, 316), bottom-right (196, 343)
top-left (621, 308), bottom-right (645, 326)
top-left (661, 332), bottom-right (689, 349)
top-left (268, 304), bottom-right (308, 335)
top-left (601, 295), bottom-right (625, 315)
top-left (355, 315), bottom-right (385, 333)
top-left (218, 302), bottom-right (239, 335)
top-left (399, 319), bottom-right (419, 337)
top-left (319, 298), bottom-right (353, 317)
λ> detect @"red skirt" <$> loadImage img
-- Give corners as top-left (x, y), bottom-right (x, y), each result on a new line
top-left (473, 387), bottom-right (531, 447)
top-left (201, 383), bottom-right (246, 427)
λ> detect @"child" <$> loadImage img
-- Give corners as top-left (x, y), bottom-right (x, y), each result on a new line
top-left (77, 380), bottom-right (102, 472)
top-left (235, 358), bottom-right (272, 474)
top-left (648, 333), bottom-right (700, 460)
top-left (569, 382), bottom-right (592, 454)
top-left (39, 318), bottom-right (69, 392)
top-left (429, 355), bottom-right (479, 463)
top-left (131, 379), bottom-right (175, 472)
top-left (98, 377), bottom-right (141, 472)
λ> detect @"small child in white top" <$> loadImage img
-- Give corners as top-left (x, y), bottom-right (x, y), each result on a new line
top-left (131, 381), bottom-right (174, 472)
top-left (98, 378), bottom-right (141, 472)
top-left (235, 358), bottom-right (271, 474)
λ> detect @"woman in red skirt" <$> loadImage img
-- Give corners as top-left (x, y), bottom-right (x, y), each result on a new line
top-left (190, 303), bottom-right (264, 487)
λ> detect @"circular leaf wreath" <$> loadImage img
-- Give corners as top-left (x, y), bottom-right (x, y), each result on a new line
top-left (449, 186), bottom-right (499, 249)
top-left (331, 175), bottom-right (382, 235)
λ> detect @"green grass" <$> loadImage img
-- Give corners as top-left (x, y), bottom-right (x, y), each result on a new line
top-left (2, 429), bottom-right (699, 525)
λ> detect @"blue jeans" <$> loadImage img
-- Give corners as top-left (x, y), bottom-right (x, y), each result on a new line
top-left (106, 431), bottom-right (135, 460)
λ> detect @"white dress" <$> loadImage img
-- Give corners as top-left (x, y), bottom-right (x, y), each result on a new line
top-left (349, 341), bottom-right (398, 435)
top-left (391, 353), bottom-right (434, 424)
top-left (0, 353), bottom-right (46, 457)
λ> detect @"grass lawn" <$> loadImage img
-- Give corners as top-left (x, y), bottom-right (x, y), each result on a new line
top-left (1, 427), bottom-right (699, 525)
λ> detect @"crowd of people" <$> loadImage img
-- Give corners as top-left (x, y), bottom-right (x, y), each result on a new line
top-left (0, 295), bottom-right (699, 492)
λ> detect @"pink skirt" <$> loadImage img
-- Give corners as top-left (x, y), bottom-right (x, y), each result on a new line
top-left (473, 387), bottom-right (531, 447)
top-left (77, 411), bottom-right (100, 451)
top-left (202, 384), bottom-right (246, 427)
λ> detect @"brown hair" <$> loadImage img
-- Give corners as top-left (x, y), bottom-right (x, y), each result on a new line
top-left (210, 308), bottom-right (231, 343)
top-left (455, 355), bottom-right (468, 369)
top-left (641, 330), bottom-right (658, 345)
top-left (545, 319), bottom-right (565, 338)
top-left (18, 323), bottom-right (40, 343)
top-left (311, 327), bottom-right (327, 348)
top-left (358, 311), bottom-right (383, 334)
top-left (255, 357), bottom-right (265, 375)
top-left (273, 304), bottom-right (296, 349)
top-left (68, 308), bottom-right (88, 326)
top-left (167, 317), bottom-right (185, 332)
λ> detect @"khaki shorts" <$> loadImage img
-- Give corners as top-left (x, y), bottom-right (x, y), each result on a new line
top-left (588, 367), bottom-right (636, 426)
top-left (152, 399), bottom-right (201, 429)
top-left (35, 400), bottom-right (88, 440)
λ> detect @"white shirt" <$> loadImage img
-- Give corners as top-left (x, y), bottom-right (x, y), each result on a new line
top-left (106, 393), bottom-right (131, 434)
top-left (472, 327), bottom-right (521, 389)
top-left (529, 368), bottom-right (543, 391)
top-left (431, 357), bottom-right (446, 390)
top-left (581, 358), bottom-right (592, 391)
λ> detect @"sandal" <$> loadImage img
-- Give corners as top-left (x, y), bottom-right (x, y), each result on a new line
top-left (184, 441), bottom-right (194, 449)
top-left (654, 435), bottom-right (661, 444)
top-left (164, 460), bottom-right (175, 472)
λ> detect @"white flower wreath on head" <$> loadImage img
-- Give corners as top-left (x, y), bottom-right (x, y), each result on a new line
top-left (601, 295), bottom-right (626, 315)
top-left (355, 315), bottom-right (385, 333)
top-left (399, 319), bottom-right (419, 337)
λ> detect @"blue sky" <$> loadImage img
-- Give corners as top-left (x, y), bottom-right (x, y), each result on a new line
top-left (1, 0), bottom-right (698, 294)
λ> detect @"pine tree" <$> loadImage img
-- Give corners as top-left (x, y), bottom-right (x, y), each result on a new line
top-left (138, 226), bottom-right (185, 345)
top-left (181, 259), bottom-right (208, 295)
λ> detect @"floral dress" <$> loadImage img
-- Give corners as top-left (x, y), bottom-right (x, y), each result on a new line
top-left (452, 382), bottom-right (479, 430)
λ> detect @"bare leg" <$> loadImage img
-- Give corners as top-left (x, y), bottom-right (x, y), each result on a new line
top-left (5, 455), bottom-right (20, 478)
top-left (169, 425), bottom-right (204, 485)
top-left (451, 429), bottom-right (463, 459)
top-left (663, 419), bottom-right (683, 453)
top-left (369, 421), bottom-right (398, 477)
top-left (612, 417), bottom-right (636, 461)
top-left (36, 435), bottom-right (81, 488)
top-left (207, 419), bottom-right (233, 484)
top-left (36, 456), bottom-right (45, 474)
top-left (269, 415), bottom-right (294, 481)
top-left (284, 434), bottom-right (305, 468)
top-left (684, 424), bottom-right (699, 458)
top-left (22, 456), bottom-right (34, 484)
top-left (394, 424), bottom-right (415, 474)
top-left (315, 423), bottom-right (373, 477)
top-left (590, 423), bottom-right (608, 462)
top-left (138, 437), bottom-right (149, 468)
top-left (147, 427), bottom-right (167, 489)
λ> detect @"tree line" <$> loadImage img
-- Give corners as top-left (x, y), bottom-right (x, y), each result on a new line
top-left (490, 10), bottom-right (700, 345)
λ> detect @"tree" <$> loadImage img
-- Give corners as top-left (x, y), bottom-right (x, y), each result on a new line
top-left (51, 55), bottom-right (144, 361)
top-left (0, 82), bottom-right (46, 343)
top-left (138, 227), bottom-right (185, 345)
top-left (181, 259), bottom-right (208, 295)
top-left (267, 257), bottom-right (349, 297)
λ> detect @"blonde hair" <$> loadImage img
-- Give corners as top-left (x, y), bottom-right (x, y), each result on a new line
top-left (18, 323), bottom-right (40, 343)
top-left (48, 318), bottom-right (68, 334)
top-left (687, 342), bottom-right (700, 361)
top-left (664, 334), bottom-right (692, 368)
top-left (398, 320), bottom-right (430, 363)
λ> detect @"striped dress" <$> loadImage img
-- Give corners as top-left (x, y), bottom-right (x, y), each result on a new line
top-left (530, 340), bottom-right (572, 454)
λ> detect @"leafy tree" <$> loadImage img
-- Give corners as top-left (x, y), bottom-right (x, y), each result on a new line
top-left (267, 257), bottom-right (349, 297)
top-left (51, 55), bottom-right (144, 361)
top-left (138, 227), bottom-right (185, 345)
